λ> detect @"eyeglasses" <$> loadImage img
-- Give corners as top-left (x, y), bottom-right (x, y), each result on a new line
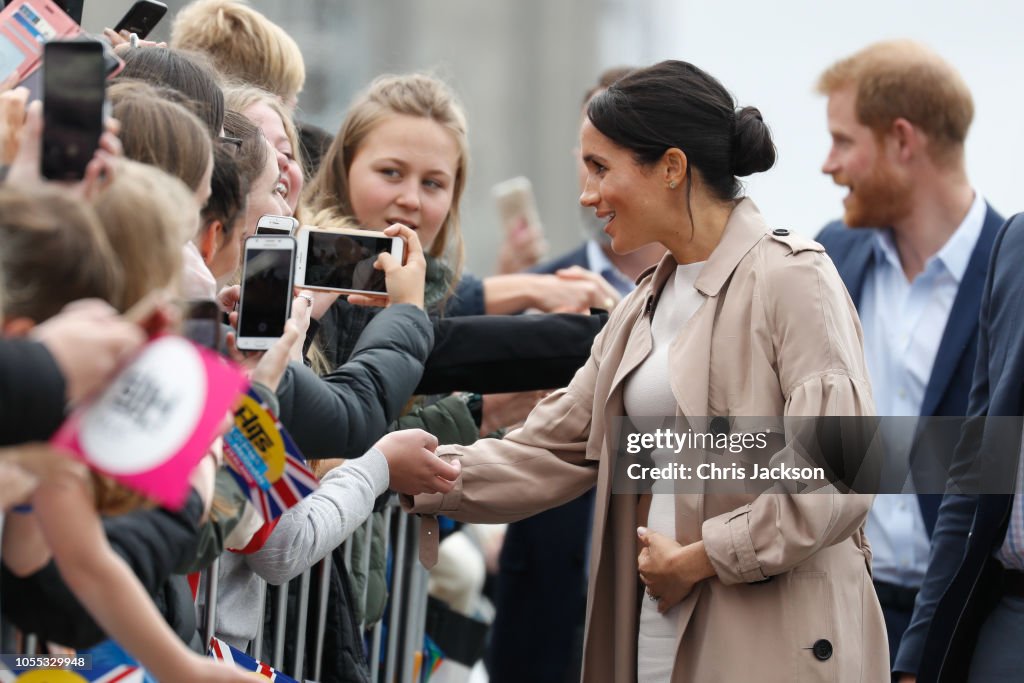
top-left (218, 135), bottom-right (242, 150)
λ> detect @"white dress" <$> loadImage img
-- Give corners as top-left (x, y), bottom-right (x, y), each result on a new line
top-left (623, 261), bottom-right (706, 683)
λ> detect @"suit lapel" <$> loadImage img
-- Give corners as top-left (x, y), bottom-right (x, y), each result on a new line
top-left (920, 206), bottom-right (1003, 417)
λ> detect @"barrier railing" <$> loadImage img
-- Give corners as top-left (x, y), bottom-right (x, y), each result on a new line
top-left (0, 496), bottom-right (430, 683)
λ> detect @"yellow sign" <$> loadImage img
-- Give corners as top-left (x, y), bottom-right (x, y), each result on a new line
top-left (16, 672), bottom-right (88, 683)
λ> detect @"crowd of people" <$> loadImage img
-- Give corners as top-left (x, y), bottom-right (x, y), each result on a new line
top-left (0, 1), bottom-right (1020, 682)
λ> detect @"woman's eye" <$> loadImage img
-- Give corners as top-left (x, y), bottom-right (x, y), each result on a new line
top-left (424, 178), bottom-right (444, 190)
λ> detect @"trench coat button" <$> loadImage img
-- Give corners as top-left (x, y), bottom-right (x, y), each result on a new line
top-left (709, 416), bottom-right (730, 436)
top-left (812, 639), bottom-right (833, 661)
top-left (772, 228), bottom-right (790, 236)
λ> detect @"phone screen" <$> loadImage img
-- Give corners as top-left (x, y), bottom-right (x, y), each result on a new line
top-left (41, 40), bottom-right (105, 181)
top-left (239, 246), bottom-right (293, 339)
top-left (304, 231), bottom-right (390, 293)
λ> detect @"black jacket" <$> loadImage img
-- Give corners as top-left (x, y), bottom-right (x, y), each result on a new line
top-left (277, 303), bottom-right (433, 460)
top-left (417, 311), bottom-right (607, 395)
top-left (0, 339), bottom-right (66, 445)
top-left (1, 490), bottom-right (205, 648)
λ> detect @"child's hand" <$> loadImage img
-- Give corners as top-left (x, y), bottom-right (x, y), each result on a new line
top-left (375, 429), bottom-right (461, 495)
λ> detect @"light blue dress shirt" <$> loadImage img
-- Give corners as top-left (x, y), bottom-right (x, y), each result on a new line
top-left (861, 191), bottom-right (987, 588)
top-left (586, 239), bottom-right (635, 296)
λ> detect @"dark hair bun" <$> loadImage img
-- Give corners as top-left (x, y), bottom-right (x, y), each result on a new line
top-left (731, 106), bottom-right (777, 177)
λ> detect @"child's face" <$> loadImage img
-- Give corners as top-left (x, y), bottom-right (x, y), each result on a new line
top-left (346, 113), bottom-right (459, 251)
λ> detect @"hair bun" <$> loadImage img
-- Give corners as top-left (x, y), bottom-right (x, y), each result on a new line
top-left (731, 106), bottom-right (777, 177)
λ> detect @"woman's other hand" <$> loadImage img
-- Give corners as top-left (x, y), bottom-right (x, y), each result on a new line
top-left (637, 527), bottom-right (716, 613)
top-left (375, 429), bottom-right (460, 495)
top-left (348, 223), bottom-right (426, 309)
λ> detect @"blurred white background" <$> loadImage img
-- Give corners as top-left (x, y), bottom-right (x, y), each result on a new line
top-left (83, 0), bottom-right (1024, 277)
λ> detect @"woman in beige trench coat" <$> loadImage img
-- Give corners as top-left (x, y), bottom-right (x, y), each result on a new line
top-left (406, 60), bottom-right (889, 682)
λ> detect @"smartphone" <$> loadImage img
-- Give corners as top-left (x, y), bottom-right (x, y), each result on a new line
top-left (112, 0), bottom-right (167, 39)
top-left (41, 40), bottom-right (105, 181)
top-left (294, 226), bottom-right (404, 297)
top-left (236, 236), bottom-right (296, 351)
top-left (0, 0), bottom-right (81, 86)
top-left (182, 299), bottom-right (221, 351)
top-left (255, 214), bottom-right (299, 237)
top-left (492, 176), bottom-right (544, 240)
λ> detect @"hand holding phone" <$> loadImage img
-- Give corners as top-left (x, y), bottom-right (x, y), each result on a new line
top-left (41, 39), bottom-right (105, 181)
top-left (111, 0), bottom-right (167, 40)
top-left (492, 176), bottom-right (546, 274)
top-left (236, 235), bottom-right (296, 351)
top-left (293, 225), bottom-right (407, 301)
top-left (347, 223), bottom-right (426, 309)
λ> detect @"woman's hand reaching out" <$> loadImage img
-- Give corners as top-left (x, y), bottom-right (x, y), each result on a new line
top-left (375, 429), bottom-right (461, 496)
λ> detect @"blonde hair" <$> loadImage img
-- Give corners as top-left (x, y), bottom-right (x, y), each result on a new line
top-left (225, 83), bottom-right (307, 222)
top-left (170, 0), bottom-right (305, 104)
top-left (303, 73), bottom-right (469, 281)
top-left (91, 160), bottom-right (196, 312)
top-left (109, 81), bottom-right (214, 194)
top-left (0, 186), bottom-right (123, 323)
top-left (816, 39), bottom-right (973, 164)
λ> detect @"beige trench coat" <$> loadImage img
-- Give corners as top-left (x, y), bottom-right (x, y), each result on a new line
top-left (410, 198), bottom-right (889, 682)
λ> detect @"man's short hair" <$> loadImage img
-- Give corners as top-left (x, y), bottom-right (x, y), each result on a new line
top-left (170, 0), bottom-right (305, 105)
top-left (816, 39), bottom-right (974, 162)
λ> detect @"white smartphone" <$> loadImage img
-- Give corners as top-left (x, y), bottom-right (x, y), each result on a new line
top-left (294, 226), bottom-right (404, 297)
top-left (255, 214), bottom-right (299, 236)
top-left (492, 176), bottom-right (543, 239)
top-left (236, 236), bottom-right (296, 351)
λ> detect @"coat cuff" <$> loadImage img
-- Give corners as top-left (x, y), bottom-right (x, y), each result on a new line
top-left (400, 449), bottom-right (463, 568)
top-left (701, 505), bottom-right (768, 584)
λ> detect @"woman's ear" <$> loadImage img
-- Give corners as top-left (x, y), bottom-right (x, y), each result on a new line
top-left (197, 221), bottom-right (222, 263)
top-left (663, 148), bottom-right (688, 189)
top-left (3, 317), bottom-right (36, 337)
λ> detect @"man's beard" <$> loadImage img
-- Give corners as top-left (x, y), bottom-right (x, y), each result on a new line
top-left (842, 159), bottom-right (912, 228)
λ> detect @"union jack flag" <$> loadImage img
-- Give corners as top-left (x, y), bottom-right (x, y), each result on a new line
top-left (89, 665), bottom-right (144, 683)
top-left (207, 637), bottom-right (299, 682)
top-left (224, 389), bottom-right (318, 523)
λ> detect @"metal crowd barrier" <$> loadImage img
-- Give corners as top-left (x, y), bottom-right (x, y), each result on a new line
top-left (0, 496), bottom-right (430, 683)
top-left (198, 494), bottom-right (428, 683)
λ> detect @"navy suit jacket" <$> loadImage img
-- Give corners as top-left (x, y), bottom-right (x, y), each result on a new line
top-left (816, 205), bottom-right (1004, 535)
top-left (894, 213), bottom-right (1023, 680)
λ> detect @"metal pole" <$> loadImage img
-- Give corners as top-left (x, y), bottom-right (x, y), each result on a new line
top-left (400, 515), bottom-right (425, 683)
top-left (272, 581), bottom-right (289, 670)
top-left (358, 512), bottom-right (374, 632)
top-left (312, 556), bottom-right (331, 682)
top-left (201, 559), bottom-right (220, 649)
top-left (292, 570), bottom-right (311, 680)
top-left (251, 579), bottom-right (267, 661)
top-left (369, 504), bottom-right (393, 682)
top-left (383, 510), bottom-right (408, 683)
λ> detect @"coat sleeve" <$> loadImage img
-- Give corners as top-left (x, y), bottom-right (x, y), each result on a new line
top-left (275, 304), bottom-right (433, 459)
top-left (395, 394), bottom-right (480, 446)
top-left (405, 319), bottom-right (612, 525)
top-left (244, 450), bottom-right (389, 585)
top-left (0, 339), bottom-right (67, 446)
top-left (702, 248), bottom-right (876, 584)
top-left (416, 312), bottom-right (607, 395)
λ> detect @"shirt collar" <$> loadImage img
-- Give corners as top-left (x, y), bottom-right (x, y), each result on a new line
top-left (870, 190), bottom-right (986, 284)
top-left (586, 239), bottom-right (634, 294)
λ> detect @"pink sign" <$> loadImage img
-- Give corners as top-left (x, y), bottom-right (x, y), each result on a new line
top-left (51, 336), bottom-right (248, 508)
